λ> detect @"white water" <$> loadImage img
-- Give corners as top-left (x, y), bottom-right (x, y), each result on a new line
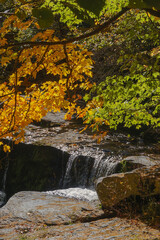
top-left (62, 155), bottom-right (78, 188)
top-left (0, 191), bottom-right (6, 207)
top-left (61, 147), bottom-right (120, 188)
top-left (46, 150), bottom-right (120, 202)
top-left (46, 188), bottom-right (98, 202)
top-left (0, 159), bottom-right (9, 207)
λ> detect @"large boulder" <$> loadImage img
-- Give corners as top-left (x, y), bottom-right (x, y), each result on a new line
top-left (1, 192), bottom-right (160, 240)
top-left (0, 191), bottom-right (103, 225)
top-left (96, 164), bottom-right (160, 208)
top-left (33, 111), bottom-right (66, 128)
top-left (108, 155), bottom-right (159, 175)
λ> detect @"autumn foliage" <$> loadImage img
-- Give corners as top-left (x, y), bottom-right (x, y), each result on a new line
top-left (0, 11), bottom-right (93, 151)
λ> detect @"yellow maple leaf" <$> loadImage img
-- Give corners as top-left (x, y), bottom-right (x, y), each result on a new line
top-left (3, 145), bottom-right (11, 153)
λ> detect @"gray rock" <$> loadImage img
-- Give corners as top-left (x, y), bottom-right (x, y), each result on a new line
top-left (1, 192), bottom-right (160, 240)
top-left (0, 191), bottom-right (103, 225)
top-left (33, 111), bottom-right (66, 128)
top-left (96, 164), bottom-right (160, 208)
top-left (108, 155), bottom-right (158, 175)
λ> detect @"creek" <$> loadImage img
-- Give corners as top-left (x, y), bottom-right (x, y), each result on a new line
top-left (0, 111), bottom-right (160, 206)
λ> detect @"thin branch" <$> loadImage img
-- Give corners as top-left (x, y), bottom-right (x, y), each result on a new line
top-left (145, 9), bottom-right (160, 18)
top-left (0, 8), bottom-right (129, 50)
top-left (0, 92), bottom-right (15, 99)
top-left (0, 12), bottom-right (14, 16)
top-left (8, 49), bottom-right (23, 131)
top-left (25, 95), bottom-right (32, 119)
top-left (146, 11), bottom-right (160, 31)
top-left (29, 45), bottom-right (50, 79)
top-left (63, 44), bottom-right (72, 99)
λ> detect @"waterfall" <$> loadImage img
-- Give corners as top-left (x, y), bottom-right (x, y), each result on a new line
top-left (47, 151), bottom-right (119, 201)
top-left (0, 158), bottom-right (9, 207)
top-left (62, 154), bottom-right (94, 188)
top-left (60, 149), bottom-right (119, 189)
top-left (62, 155), bottom-right (77, 188)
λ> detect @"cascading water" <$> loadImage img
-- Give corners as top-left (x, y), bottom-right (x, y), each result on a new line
top-left (61, 154), bottom-right (95, 188)
top-left (62, 155), bottom-right (78, 188)
top-left (0, 158), bottom-right (9, 207)
top-left (59, 145), bottom-right (119, 188)
top-left (1, 111), bottom-right (159, 205)
top-left (47, 147), bottom-right (121, 201)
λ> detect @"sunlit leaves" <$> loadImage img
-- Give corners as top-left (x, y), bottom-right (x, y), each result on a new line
top-left (0, 0), bottom-right (160, 151)
top-left (0, 12), bottom-right (93, 148)
top-left (3, 145), bottom-right (11, 152)
top-left (81, 8), bottom-right (160, 131)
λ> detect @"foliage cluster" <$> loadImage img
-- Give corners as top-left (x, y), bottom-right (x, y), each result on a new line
top-left (83, 11), bottom-right (160, 131)
top-left (0, 0), bottom-right (159, 151)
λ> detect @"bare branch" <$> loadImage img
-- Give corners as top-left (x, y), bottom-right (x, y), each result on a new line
top-left (0, 12), bottom-right (14, 16)
top-left (145, 9), bottom-right (160, 18)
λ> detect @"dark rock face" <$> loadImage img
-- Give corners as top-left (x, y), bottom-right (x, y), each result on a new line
top-left (96, 164), bottom-right (160, 208)
top-left (0, 191), bottom-right (6, 207)
top-left (5, 143), bottom-right (69, 199)
top-left (1, 142), bottom-right (95, 200)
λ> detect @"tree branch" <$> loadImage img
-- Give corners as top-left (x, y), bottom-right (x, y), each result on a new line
top-left (0, 12), bottom-right (14, 16)
top-left (145, 9), bottom-right (160, 18)
top-left (0, 8), bottom-right (129, 50)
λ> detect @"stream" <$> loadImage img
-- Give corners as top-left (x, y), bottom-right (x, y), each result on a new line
top-left (0, 111), bottom-right (160, 206)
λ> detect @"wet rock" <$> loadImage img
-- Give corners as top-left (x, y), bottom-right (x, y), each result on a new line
top-left (5, 144), bottom-right (69, 198)
top-left (0, 191), bottom-right (103, 226)
top-left (1, 213), bottom-right (160, 239)
top-left (0, 191), bottom-right (6, 207)
top-left (25, 111), bottom-right (160, 155)
top-left (33, 111), bottom-right (66, 128)
top-left (96, 164), bottom-right (160, 208)
top-left (1, 193), bottom-right (160, 239)
top-left (109, 155), bottom-right (159, 175)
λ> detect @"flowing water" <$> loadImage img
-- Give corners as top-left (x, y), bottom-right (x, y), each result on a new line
top-left (1, 111), bottom-right (160, 204)
top-left (47, 148), bottom-right (123, 201)
top-left (46, 188), bottom-right (98, 201)
top-left (45, 136), bottom-right (160, 201)
top-left (0, 159), bottom-right (9, 207)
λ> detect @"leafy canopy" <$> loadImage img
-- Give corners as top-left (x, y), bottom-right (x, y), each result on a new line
top-left (0, 0), bottom-right (159, 151)
top-left (83, 9), bottom-right (160, 131)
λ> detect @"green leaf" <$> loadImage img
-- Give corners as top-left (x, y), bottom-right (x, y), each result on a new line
top-left (61, 1), bottom-right (94, 25)
top-left (76, 0), bottom-right (105, 16)
top-left (32, 7), bottom-right (54, 29)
